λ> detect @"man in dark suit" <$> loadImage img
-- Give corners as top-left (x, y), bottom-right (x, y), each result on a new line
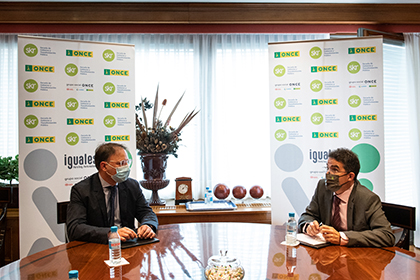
top-left (298, 148), bottom-right (394, 247)
top-left (67, 143), bottom-right (158, 244)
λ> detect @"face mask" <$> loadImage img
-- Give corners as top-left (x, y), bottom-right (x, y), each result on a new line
top-left (325, 172), bottom-right (348, 193)
top-left (106, 163), bottom-right (130, 183)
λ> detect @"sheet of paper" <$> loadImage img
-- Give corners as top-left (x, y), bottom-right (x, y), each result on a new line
top-left (297, 233), bottom-right (326, 245)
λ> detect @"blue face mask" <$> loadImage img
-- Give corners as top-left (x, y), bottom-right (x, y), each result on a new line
top-left (106, 163), bottom-right (130, 183)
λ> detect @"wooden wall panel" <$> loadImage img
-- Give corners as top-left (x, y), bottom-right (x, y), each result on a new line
top-left (1, 3), bottom-right (420, 25)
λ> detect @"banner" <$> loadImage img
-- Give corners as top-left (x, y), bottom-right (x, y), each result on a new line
top-left (269, 37), bottom-right (384, 225)
top-left (18, 35), bottom-right (136, 256)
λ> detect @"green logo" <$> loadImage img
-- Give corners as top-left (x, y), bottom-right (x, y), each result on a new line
top-left (24, 115), bottom-right (39, 129)
top-left (274, 97), bottom-right (286, 109)
top-left (347, 61), bottom-right (361, 74)
top-left (349, 128), bottom-right (362, 141)
top-left (272, 252), bottom-right (285, 267)
top-left (273, 65), bottom-right (286, 77)
top-left (24, 44), bottom-right (38, 57)
top-left (311, 113), bottom-right (323, 125)
top-left (65, 98), bottom-right (79, 111)
top-left (66, 132), bottom-right (79, 146)
top-left (104, 115), bottom-right (116, 128)
top-left (24, 79), bottom-right (38, 93)
top-left (103, 82), bottom-right (115, 95)
top-left (310, 46), bottom-right (322, 59)
top-left (65, 63), bottom-right (78, 76)
top-left (310, 80), bottom-right (323, 92)
top-left (103, 49), bottom-right (115, 62)
top-left (348, 95), bottom-right (361, 108)
top-left (275, 129), bottom-right (287, 141)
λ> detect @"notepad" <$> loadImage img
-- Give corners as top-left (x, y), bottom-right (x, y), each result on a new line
top-left (121, 237), bottom-right (159, 249)
top-left (297, 233), bottom-right (330, 249)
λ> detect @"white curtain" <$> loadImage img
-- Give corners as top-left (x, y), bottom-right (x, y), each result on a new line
top-left (0, 33), bottom-right (328, 199)
top-left (404, 33), bottom-right (420, 247)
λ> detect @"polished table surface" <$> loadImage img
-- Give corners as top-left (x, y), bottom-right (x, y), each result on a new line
top-left (1, 223), bottom-right (419, 280)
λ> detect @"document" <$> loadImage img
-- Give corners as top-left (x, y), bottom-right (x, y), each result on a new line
top-left (297, 232), bottom-right (330, 248)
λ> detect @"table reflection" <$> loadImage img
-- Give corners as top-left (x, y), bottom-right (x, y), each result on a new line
top-left (1, 223), bottom-right (417, 280)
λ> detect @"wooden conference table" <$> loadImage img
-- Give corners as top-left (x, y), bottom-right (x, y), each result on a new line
top-left (1, 223), bottom-right (419, 280)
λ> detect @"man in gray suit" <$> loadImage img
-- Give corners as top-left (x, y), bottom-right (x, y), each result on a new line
top-left (67, 142), bottom-right (158, 244)
top-left (298, 148), bottom-right (394, 247)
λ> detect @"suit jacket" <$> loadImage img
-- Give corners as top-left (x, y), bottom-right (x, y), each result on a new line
top-left (66, 173), bottom-right (159, 244)
top-left (298, 179), bottom-right (395, 247)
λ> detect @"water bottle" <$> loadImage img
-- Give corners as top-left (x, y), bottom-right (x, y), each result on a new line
top-left (69, 270), bottom-right (79, 280)
top-left (208, 189), bottom-right (213, 204)
top-left (109, 226), bottom-right (121, 264)
top-left (286, 212), bottom-right (297, 245)
top-left (205, 186), bottom-right (210, 204)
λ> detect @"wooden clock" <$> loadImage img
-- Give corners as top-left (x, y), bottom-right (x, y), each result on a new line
top-left (175, 177), bottom-right (193, 205)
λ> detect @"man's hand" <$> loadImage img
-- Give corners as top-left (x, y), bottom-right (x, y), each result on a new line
top-left (320, 225), bottom-right (341, 245)
top-left (117, 227), bottom-right (137, 242)
top-left (306, 220), bottom-right (322, 236)
top-left (137, 225), bottom-right (156, 239)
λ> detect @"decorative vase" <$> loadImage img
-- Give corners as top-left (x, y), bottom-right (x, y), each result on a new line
top-left (139, 153), bottom-right (170, 206)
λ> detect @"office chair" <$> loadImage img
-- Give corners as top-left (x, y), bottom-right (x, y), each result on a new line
top-left (57, 201), bottom-right (70, 243)
top-left (382, 202), bottom-right (416, 250)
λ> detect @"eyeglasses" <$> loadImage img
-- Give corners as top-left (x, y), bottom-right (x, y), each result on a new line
top-left (108, 159), bottom-right (131, 167)
top-left (325, 166), bottom-right (346, 175)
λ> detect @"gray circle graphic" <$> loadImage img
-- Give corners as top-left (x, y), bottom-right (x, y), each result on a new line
top-left (274, 144), bottom-right (304, 172)
top-left (24, 149), bottom-right (58, 181)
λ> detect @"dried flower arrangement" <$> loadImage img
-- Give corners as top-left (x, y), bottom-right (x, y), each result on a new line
top-left (135, 86), bottom-right (199, 158)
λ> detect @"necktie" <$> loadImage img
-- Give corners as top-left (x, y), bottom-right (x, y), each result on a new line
top-left (331, 195), bottom-right (343, 231)
top-left (108, 185), bottom-right (117, 226)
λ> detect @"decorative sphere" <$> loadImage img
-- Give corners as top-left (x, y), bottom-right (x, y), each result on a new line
top-left (213, 184), bottom-right (230, 200)
top-left (250, 185), bottom-right (264, 199)
top-left (232, 185), bottom-right (247, 199)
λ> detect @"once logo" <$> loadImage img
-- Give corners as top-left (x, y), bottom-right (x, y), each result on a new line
top-left (274, 97), bottom-right (286, 109)
top-left (349, 128), bottom-right (362, 141)
top-left (348, 95), bottom-right (361, 108)
top-left (66, 132), bottom-right (80, 146)
top-left (104, 115), bottom-right (116, 128)
top-left (350, 114), bottom-right (377, 121)
top-left (65, 63), bottom-right (78, 76)
top-left (105, 135), bottom-right (130, 142)
top-left (24, 115), bottom-right (39, 129)
top-left (310, 80), bottom-right (323, 92)
top-left (67, 118), bottom-right (94, 125)
top-left (104, 102), bottom-right (129, 109)
top-left (311, 112), bottom-right (323, 125)
top-left (103, 82), bottom-right (116, 95)
top-left (273, 65), bottom-right (286, 77)
top-left (24, 43), bottom-right (38, 57)
top-left (65, 98), bottom-right (79, 111)
top-left (310, 46), bottom-right (322, 59)
top-left (103, 49), bottom-right (115, 62)
top-left (24, 79), bottom-right (38, 93)
top-left (347, 61), bottom-right (361, 74)
top-left (312, 132), bottom-right (338, 138)
top-left (275, 129), bottom-right (287, 141)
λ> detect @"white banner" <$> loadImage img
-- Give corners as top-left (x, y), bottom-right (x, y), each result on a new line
top-left (18, 35), bottom-right (136, 256)
top-left (269, 37), bottom-right (384, 226)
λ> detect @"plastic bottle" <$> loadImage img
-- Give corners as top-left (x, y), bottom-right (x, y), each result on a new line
top-left (69, 270), bottom-right (79, 280)
top-left (205, 186), bottom-right (210, 204)
top-left (286, 212), bottom-right (297, 245)
top-left (208, 189), bottom-right (213, 204)
top-left (109, 226), bottom-right (121, 264)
